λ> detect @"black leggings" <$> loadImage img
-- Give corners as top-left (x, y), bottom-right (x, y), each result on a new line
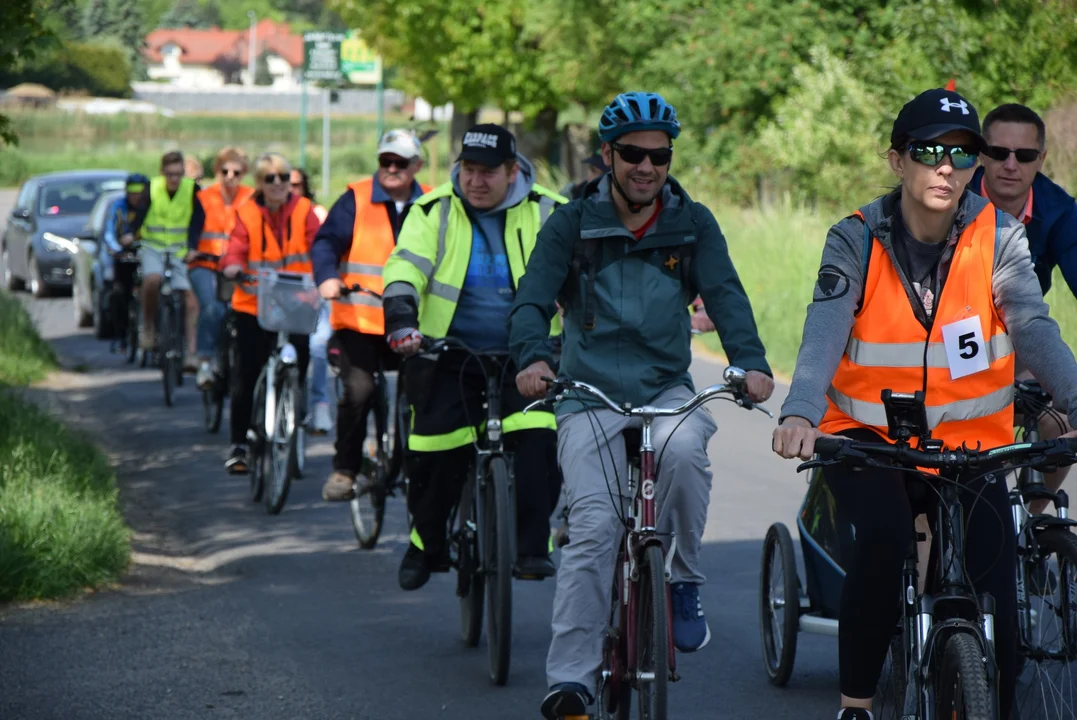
top-left (823, 428), bottom-right (1016, 717)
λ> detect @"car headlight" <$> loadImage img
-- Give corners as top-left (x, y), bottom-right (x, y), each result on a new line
top-left (42, 232), bottom-right (79, 254)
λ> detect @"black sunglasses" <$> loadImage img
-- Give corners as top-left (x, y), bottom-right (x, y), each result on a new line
top-left (379, 156), bottom-right (412, 170)
top-left (263, 173), bottom-right (289, 184)
top-left (611, 142), bottom-right (673, 167)
top-left (907, 142), bottom-right (979, 170)
top-left (982, 145), bottom-right (1041, 164)
top-left (221, 168), bottom-right (243, 178)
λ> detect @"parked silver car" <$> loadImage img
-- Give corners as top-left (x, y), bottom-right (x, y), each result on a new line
top-left (2, 170), bottom-right (126, 297)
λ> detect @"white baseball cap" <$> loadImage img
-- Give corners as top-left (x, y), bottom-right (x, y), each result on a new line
top-left (377, 129), bottom-right (423, 160)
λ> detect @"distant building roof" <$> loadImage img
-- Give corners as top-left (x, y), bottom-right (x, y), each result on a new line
top-left (144, 19), bottom-right (303, 68)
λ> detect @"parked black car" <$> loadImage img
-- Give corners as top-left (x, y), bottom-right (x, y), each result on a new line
top-left (2, 170), bottom-right (126, 297)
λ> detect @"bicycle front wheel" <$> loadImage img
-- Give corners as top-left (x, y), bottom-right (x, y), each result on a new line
top-left (484, 455), bottom-right (514, 686)
top-left (248, 370), bottom-right (268, 502)
top-left (126, 296), bottom-right (139, 364)
top-left (1015, 527), bottom-right (1077, 720)
top-left (636, 543), bottom-right (670, 720)
top-left (160, 302), bottom-right (175, 406)
top-left (265, 372), bottom-right (297, 515)
top-left (458, 475), bottom-right (484, 648)
top-left (934, 633), bottom-right (993, 720)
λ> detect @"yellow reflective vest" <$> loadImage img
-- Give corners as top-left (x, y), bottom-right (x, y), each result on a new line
top-left (142, 176), bottom-right (195, 258)
top-left (383, 182), bottom-right (565, 339)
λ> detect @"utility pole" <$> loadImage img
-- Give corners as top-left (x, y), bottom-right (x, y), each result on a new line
top-left (246, 11), bottom-right (257, 86)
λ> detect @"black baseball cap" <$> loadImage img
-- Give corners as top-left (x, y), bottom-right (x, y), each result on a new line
top-left (457, 123), bottom-right (517, 167)
top-left (890, 88), bottom-right (985, 151)
top-left (583, 151), bottom-right (609, 173)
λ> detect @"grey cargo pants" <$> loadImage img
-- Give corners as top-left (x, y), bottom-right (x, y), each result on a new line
top-left (546, 385), bottom-right (718, 692)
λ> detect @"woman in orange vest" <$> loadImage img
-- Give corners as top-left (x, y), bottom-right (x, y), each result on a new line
top-left (772, 89), bottom-right (1077, 720)
top-left (220, 152), bottom-right (320, 474)
top-left (190, 147), bottom-right (254, 390)
top-left (310, 129), bottom-right (431, 502)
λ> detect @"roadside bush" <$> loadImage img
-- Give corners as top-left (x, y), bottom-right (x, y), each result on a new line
top-left (0, 41), bottom-right (132, 99)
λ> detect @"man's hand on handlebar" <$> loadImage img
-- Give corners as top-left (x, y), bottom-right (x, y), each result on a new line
top-left (119, 233), bottom-right (135, 248)
top-left (516, 360), bottom-right (554, 399)
top-left (319, 278), bottom-right (343, 300)
top-left (745, 370), bottom-right (774, 404)
top-left (772, 416), bottom-right (823, 460)
top-left (388, 328), bottom-right (423, 356)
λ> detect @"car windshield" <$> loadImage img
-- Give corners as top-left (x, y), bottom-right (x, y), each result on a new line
top-left (38, 177), bottom-right (125, 217)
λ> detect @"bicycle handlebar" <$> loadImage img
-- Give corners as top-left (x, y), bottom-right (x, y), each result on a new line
top-left (799, 436), bottom-right (1077, 474)
top-left (525, 367), bottom-right (773, 419)
top-left (338, 283), bottom-right (382, 301)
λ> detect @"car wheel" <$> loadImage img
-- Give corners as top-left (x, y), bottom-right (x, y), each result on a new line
top-left (28, 252), bottom-right (50, 298)
top-left (2, 244), bottom-right (24, 291)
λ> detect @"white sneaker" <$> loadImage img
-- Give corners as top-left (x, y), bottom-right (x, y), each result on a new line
top-left (196, 361), bottom-right (214, 390)
top-left (312, 402), bottom-right (333, 434)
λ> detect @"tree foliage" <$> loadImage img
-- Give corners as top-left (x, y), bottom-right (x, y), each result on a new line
top-left (0, 0), bottom-right (69, 145)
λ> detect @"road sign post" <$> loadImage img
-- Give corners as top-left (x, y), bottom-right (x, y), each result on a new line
top-left (302, 32), bottom-right (346, 174)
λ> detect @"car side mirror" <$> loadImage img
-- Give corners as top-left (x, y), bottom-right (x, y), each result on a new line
top-left (12, 209), bottom-right (30, 220)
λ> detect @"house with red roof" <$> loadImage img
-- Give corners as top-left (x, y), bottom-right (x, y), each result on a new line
top-left (144, 19), bottom-right (304, 89)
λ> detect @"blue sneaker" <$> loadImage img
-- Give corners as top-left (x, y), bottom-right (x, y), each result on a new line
top-left (671, 582), bottom-right (711, 652)
top-left (540, 682), bottom-right (592, 720)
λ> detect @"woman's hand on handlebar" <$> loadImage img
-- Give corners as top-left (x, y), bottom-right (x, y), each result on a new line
top-left (516, 360), bottom-right (554, 399)
top-left (772, 416), bottom-right (822, 460)
top-left (221, 264), bottom-right (244, 280)
top-left (388, 328), bottom-right (423, 356)
top-left (319, 278), bottom-right (343, 300)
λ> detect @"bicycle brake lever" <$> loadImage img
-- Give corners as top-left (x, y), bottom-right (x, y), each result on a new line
top-left (754, 403), bottom-right (774, 419)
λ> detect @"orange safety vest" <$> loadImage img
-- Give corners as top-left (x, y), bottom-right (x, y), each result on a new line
top-left (231, 195), bottom-right (314, 316)
top-left (819, 204), bottom-right (1015, 451)
top-left (192, 183), bottom-right (254, 271)
top-left (330, 178), bottom-right (432, 335)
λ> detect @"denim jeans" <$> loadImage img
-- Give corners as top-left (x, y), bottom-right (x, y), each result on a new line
top-left (189, 266), bottom-right (226, 358)
top-left (309, 301), bottom-right (333, 406)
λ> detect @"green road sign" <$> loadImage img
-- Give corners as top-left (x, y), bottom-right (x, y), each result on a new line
top-left (341, 30), bottom-right (382, 85)
top-left (303, 31), bottom-right (346, 82)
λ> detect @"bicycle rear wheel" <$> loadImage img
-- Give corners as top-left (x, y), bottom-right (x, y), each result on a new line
top-left (485, 455), bottom-right (514, 686)
top-left (160, 302), bottom-right (175, 406)
top-left (874, 632), bottom-right (908, 720)
top-left (350, 384), bottom-right (389, 549)
top-left (1015, 527), bottom-right (1077, 720)
top-left (265, 371), bottom-right (297, 515)
top-left (636, 543), bottom-right (670, 720)
top-left (458, 474), bottom-right (484, 648)
top-left (126, 295), bottom-right (139, 364)
top-left (248, 371), bottom-right (268, 502)
top-left (934, 633), bottom-right (993, 720)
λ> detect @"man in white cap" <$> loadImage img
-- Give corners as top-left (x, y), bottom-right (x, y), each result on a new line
top-left (312, 129), bottom-right (430, 502)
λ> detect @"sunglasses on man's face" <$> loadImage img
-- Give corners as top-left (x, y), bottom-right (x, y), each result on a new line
top-left (379, 156), bottom-right (412, 170)
top-left (982, 145), bottom-right (1041, 164)
top-left (221, 167), bottom-right (243, 178)
top-left (611, 142), bottom-right (673, 167)
top-left (906, 142), bottom-right (979, 170)
top-left (263, 173), bottom-right (289, 185)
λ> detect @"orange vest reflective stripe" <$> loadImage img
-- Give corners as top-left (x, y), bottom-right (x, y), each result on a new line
top-left (331, 178), bottom-right (431, 335)
top-left (193, 183), bottom-right (254, 271)
top-left (818, 204), bottom-right (1014, 451)
top-left (231, 195), bottom-right (314, 316)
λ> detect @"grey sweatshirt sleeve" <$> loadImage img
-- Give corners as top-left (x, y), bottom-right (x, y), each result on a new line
top-left (779, 216), bottom-right (866, 425)
top-left (993, 214), bottom-right (1077, 427)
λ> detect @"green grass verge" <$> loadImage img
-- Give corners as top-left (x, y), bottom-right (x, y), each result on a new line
top-left (0, 292), bottom-right (130, 601)
top-left (703, 203), bottom-right (1077, 376)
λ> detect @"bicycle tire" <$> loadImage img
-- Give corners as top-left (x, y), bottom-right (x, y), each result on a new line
top-left (351, 382), bottom-right (390, 549)
top-left (386, 382), bottom-right (409, 488)
top-left (265, 372), bottom-right (297, 515)
top-left (459, 475), bottom-right (484, 648)
top-left (485, 455), bottom-right (514, 685)
top-left (204, 322), bottom-right (231, 434)
top-left (249, 371), bottom-right (268, 502)
top-left (635, 543), bottom-right (670, 720)
top-left (760, 522), bottom-right (799, 686)
top-left (160, 302), bottom-right (175, 406)
top-left (1015, 527), bottom-right (1077, 720)
top-left (934, 633), bottom-right (993, 720)
top-left (126, 296), bottom-right (139, 364)
top-left (600, 540), bottom-right (632, 720)
top-left (874, 633), bottom-right (908, 720)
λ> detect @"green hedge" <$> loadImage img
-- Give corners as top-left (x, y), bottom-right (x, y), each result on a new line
top-left (0, 41), bottom-right (132, 98)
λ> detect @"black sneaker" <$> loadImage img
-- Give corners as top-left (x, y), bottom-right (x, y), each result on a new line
top-left (541, 683), bottom-right (592, 720)
top-left (225, 445), bottom-right (248, 475)
top-left (839, 708), bottom-right (873, 720)
top-left (398, 544), bottom-right (431, 591)
top-left (516, 555), bottom-right (556, 579)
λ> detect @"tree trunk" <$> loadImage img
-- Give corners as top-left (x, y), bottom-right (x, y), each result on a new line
top-left (560, 123), bottom-right (594, 185)
top-left (449, 108), bottom-right (480, 160)
top-left (515, 106), bottom-right (559, 172)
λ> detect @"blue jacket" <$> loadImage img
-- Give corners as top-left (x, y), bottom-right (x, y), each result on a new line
top-left (312, 175), bottom-right (426, 287)
top-left (971, 167), bottom-right (1077, 297)
top-left (103, 196), bottom-right (147, 253)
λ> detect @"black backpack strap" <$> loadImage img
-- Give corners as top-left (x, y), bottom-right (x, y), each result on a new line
top-left (577, 237), bottom-right (600, 331)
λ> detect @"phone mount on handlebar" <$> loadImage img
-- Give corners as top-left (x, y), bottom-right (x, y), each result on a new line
top-left (882, 390), bottom-right (933, 446)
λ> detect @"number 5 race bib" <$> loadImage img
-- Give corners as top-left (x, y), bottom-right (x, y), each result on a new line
top-left (941, 315), bottom-right (990, 380)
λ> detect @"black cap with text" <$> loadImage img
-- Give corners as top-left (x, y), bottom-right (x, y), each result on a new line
top-left (457, 124), bottom-right (517, 167)
top-left (890, 88), bottom-right (985, 151)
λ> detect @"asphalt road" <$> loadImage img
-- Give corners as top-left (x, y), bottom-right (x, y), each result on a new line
top-left (0, 187), bottom-right (837, 720)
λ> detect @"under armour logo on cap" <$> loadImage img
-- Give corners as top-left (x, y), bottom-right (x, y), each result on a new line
top-left (939, 97), bottom-right (970, 115)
